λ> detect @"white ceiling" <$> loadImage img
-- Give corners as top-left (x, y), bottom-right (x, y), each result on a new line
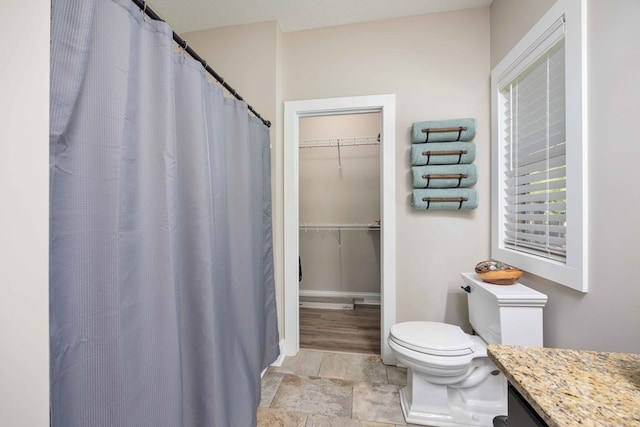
top-left (148, 0), bottom-right (493, 34)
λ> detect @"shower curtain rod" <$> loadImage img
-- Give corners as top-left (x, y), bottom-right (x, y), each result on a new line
top-left (130, 0), bottom-right (271, 128)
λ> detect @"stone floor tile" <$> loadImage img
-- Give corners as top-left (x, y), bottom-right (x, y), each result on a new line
top-left (319, 353), bottom-right (387, 384)
top-left (306, 414), bottom-right (395, 426)
top-left (257, 407), bottom-right (308, 426)
top-left (271, 374), bottom-right (354, 418)
top-left (260, 371), bottom-right (285, 407)
top-left (272, 349), bottom-right (325, 376)
top-left (352, 382), bottom-right (405, 425)
top-left (385, 366), bottom-right (407, 386)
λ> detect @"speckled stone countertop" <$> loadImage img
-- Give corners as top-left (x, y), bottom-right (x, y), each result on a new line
top-left (487, 345), bottom-right (640, 427)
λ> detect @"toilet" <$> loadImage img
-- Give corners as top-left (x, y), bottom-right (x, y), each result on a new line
top-left (388, 272), bottom-right (547, 427)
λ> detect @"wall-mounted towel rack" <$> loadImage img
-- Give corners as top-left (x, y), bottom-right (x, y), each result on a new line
top-left (422, 173), bottom-right (469, 188)
top-left (421, 196), bottom-right (468, 210)
top-left (421, 126), bottom-right (468, 143)
top-left (421, 149), bottom-right (468, 165)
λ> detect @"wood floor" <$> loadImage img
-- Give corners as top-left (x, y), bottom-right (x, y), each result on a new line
top-left (299, 305), bottom-right (381, 355)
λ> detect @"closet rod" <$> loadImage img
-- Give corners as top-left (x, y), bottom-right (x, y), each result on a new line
top-left (130, 0), bottom-right (271, 128)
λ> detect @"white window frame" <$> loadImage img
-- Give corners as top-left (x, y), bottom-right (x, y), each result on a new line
top-left (491, 0), bottom-right (588, 292)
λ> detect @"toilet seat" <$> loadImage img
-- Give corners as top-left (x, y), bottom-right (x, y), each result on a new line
top-left (389, 321), bottom-right (474, 356)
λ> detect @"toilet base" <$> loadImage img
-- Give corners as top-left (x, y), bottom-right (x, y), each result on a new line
top-left (398, 367), bottom-right (507, 427)
top-left (399, 386), bottom-right (462, 427)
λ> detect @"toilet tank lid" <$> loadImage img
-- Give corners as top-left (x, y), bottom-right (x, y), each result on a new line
top-left (389, 321), bottom-right (474, 356)
top-left (460, 273), bottom-right (548, 306)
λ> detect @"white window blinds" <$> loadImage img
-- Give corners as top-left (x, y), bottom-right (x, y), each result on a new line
top-left (500, 36), bottom-right (567, 262)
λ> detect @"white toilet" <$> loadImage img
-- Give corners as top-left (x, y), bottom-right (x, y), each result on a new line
top-left (388, 272), bottom-right (547, 427)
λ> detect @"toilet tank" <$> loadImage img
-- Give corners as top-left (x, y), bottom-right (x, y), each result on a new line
top-left (460, 273), bottom-right (548, 347)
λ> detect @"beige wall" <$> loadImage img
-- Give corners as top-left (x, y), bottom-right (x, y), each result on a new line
top-left (299, 114), bottom-right (381, 295)
top-left (0, 1), bottom-right (50, 426)
top-left (299, 114), bottom-right (380, 224)
top-left (284, 9), bottom-right (491, 328)
top-left (489, 0), bottom-right (557, 68)
top-left (490, 0), bottom-right (640, 352)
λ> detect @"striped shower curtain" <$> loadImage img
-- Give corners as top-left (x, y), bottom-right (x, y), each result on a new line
top-left (49, 0), bottom-right (279, 425)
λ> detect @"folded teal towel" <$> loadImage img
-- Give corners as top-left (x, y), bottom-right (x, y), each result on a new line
top-left (411, 142), bottom-right (476, 165)
top-left (412, 164), bottom-right (477, 188)
top-left (411, 189), bottom-right (478, 210)
top-left (411, 118), bottom-right (477, 143)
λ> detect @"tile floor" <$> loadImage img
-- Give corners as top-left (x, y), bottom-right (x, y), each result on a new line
top-left (258, 349), bottom-right (421, 426)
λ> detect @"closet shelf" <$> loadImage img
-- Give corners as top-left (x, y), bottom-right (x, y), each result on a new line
top-left (299, 223), bottom-right (381, 232)
top-left (300, 135), bottom-right (380, 168)
top-left (299, 136), bottom-right (380, 149)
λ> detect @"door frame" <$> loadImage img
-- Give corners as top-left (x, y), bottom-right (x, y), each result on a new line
top-left (283, 94), bottom-right (396, 364)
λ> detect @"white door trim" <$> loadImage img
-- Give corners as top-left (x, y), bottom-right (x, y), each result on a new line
top-left (283, 94), bottom-right (396, 364)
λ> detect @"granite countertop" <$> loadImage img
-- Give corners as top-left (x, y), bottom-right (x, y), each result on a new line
top-left (487, 345), bottom-right (640, 427)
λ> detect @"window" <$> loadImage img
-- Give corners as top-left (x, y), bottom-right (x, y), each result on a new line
top-left (502, 28), bottom-right (566, 263)
top-left (491, 0), bottom-right (587, 292)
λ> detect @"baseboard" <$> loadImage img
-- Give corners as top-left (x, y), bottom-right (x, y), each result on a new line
top-left (299, 290), bottom-right (381, 306)
top-left (299, 299), bottom-right (354, 310)
top-left (269, 339), bottom-right (286, 368)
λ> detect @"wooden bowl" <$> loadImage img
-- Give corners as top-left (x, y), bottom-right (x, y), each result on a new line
top-left (475, 259), bottom-right (523, 285)
top-left (477, 269), bottom-right (523, 285)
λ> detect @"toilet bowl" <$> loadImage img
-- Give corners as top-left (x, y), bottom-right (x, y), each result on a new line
top-left (388, 273), bottom-right (547, 427)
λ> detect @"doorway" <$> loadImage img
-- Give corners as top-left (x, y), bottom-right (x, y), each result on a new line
top-left (298, 112), bottom-right (381, 354)
top-left (283, 95), bottom-right (396, 364)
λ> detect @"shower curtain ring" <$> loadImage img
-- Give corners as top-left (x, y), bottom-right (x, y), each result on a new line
top-left (142, 1), bottom-right (147, 19)
top-left (181, 42), bottom-right (188, 55)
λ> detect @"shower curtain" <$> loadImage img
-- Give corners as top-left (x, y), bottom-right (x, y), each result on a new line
top-left (49, 0), bottom-right (279, 425)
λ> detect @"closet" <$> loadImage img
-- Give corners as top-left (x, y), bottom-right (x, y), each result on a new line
top-left (298, 113), bottom-right (381, 354)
